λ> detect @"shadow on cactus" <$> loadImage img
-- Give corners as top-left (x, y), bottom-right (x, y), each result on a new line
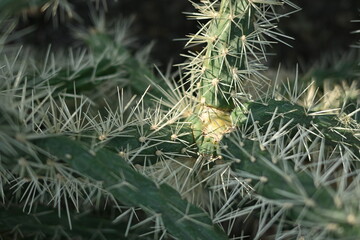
top-left (0, 0), bottom-right (359, 240)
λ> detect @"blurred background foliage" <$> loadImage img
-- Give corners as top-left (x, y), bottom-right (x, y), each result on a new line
top-left (5, 0), bottom-right (360, 71)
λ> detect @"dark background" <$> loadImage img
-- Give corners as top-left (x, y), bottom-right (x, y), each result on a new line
top-left (14, 0), bottom-right (360, 72)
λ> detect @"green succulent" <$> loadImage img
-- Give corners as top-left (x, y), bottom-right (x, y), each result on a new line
top-left (0, 0), bottom-right (359, 239)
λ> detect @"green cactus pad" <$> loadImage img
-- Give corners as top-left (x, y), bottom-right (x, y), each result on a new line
top-left (37, 136), bottom-right (228, 240)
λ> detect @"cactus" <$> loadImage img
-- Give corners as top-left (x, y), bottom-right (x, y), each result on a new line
top-left (0, 0), bottom-right (359, 240)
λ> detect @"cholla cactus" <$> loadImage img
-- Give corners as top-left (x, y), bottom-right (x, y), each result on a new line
top-left (0, 0), bottom-right (359, 240)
